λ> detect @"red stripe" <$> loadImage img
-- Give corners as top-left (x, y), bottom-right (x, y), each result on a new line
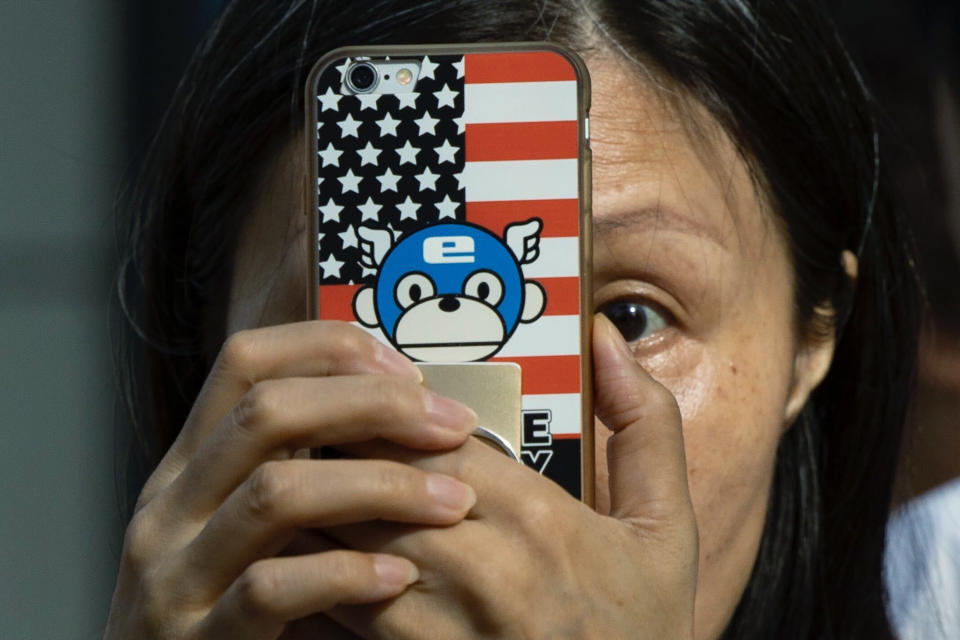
top-left (490, 355), bottom-right (581, 394)
top-left (465, 52), bottom-right (577, 84)
top-left (318, 284), bottom-right (361, 321)
top-left (466, 199), bottom-right (580, 237)
top-left (539, 277), bottom-right (580, 316)
top-left (465, 121), bottom-right (578, 161)
top-left (553, 433), bottom-right (582, 440)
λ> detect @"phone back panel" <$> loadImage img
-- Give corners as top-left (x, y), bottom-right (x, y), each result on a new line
top-left (308, 45), bottom-right (592, 501)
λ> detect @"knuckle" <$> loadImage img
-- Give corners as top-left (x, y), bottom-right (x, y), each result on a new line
top-left (366, 461), bottom-right (414, 499)
top-left (369, 377), bottom-right (426, 419)
top-left (235, 561), bottom-right (282, 617)
top-left (244, 462), bottom-right (294, 522)
top-left (218, 330), bottom-right (259, 375)
top-left (322, 551), bottom-right (370, 593)
top-left (121, 510), bottom-right (159, 573)
top-left (233, 381), bottom-right (284, 438)
top-left (516, 492), bottom-right (559, 534)
top-left (309, 321), bottom-right (380, 375)
top-left (328, 322), bottom-right (377, 358)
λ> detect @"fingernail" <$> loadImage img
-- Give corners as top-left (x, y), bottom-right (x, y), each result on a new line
top-left (376, 343), bottom-right (422, 381)
top-left (373, 554), bottom-right (419, 587)
top-left (426, 392), bottom-right (477, 431)
top-left (426, 473), bottom-right (477, 513)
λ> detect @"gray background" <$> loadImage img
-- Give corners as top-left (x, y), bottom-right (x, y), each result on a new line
top-left (1, 2), bottom-right (124, 638)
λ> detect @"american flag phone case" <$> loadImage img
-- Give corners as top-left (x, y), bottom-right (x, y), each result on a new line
top-left (306, 44), bottom-right (593, 503)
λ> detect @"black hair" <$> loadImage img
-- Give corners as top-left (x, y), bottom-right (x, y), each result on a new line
top-left (115, 1), bottom-right (921, 637)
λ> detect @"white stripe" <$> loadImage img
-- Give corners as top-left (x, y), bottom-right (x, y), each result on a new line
top-left (522, 393), bottom-right (583, 436)
top-left (464, 81), bottom-right (578, 123)
top-left (522, 237), bottom-right (580, 279)
top-left (498, 315), bottom-right (579, 357)
top-left (463, 159), bottom-right (578, 202)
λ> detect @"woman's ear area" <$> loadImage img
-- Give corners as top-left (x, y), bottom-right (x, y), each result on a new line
top-left (783, 250), bottom-right (859, 426)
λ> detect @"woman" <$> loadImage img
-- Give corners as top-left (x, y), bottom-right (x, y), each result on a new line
top-left (105, 1), bottom-right (920, 638)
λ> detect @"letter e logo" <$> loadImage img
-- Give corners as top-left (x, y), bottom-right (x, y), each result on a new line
top-left (423, 236), bottom-right (475, 264)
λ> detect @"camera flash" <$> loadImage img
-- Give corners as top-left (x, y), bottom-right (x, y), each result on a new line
top-left (396, 68), bottom-right (413, 86)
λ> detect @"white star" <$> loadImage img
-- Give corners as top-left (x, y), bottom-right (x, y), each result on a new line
top-left (337, 113), bottom-right (361, 138)
top-left (319, 253), bottom-right (344, 279)
top-left (357, 197), bottom-right (382, 221)
top-left (396, 92), bottom-right (419, 110)
top-left (420, 56), bottom-right (438, 80)
top-left (339, 225), bottom-right (359, 249)
top-left (319, 198), bottom-right (344, 222)
top-left (357, 93), bottom-right (381, 111)
top-left (435, 83), bottom-right (459, 109)
top-left (396, 196), bottom-right (421, 221)
top-left (319, 86), bottom-right (342, 112)
top-left (452, 57), bottom-right (465, 79)
top-left (434, 139), bottom-right (457, 164)
top-left (377, 168), bottom-right (401, 192)
top-left (376, 112), bottom-right (400, 137)
top-left (338, 169), bottom-right (362, 193)
top-left (414, 111), bottom-right (440, 136)
top-left (318, 142), bottom-right (343, 167)
top-left (356, 141), bottom-right (381, 166)
top-left (453, 114), bottom-right (465, 134)
top-left (415, 167), bottom-right (439, 191)
top-left (335, 57), bottom-right (351, 81)
top-left (436, 194), bottom-right (458, 219)
top-left (395, 140), bottom-right (420, 165)
top-left (453, 171), bottom-right (466, 190)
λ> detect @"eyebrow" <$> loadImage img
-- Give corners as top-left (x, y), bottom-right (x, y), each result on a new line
top-left (594, 206), bottom-right (728, 249)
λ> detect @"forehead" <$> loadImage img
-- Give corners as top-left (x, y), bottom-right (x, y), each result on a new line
top-left (585, 53), bottom-right (777, 255)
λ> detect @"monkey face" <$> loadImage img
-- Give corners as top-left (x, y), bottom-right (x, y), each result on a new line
top-left (351, 222), bottom-right (546, 362)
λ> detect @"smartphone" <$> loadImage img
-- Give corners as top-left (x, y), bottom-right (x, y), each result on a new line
top-left (305, 44), bottom-right (594, 505)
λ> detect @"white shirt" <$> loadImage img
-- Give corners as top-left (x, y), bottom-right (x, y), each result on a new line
top-left (885, 476), bottom-right (960, 639)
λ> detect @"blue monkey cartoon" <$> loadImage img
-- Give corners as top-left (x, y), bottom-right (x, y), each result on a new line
top-left (352, 219), bottom-right (547, 362)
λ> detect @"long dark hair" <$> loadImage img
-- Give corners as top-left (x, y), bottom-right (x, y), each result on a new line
top-left (115, 1), bottom-right (921, 637)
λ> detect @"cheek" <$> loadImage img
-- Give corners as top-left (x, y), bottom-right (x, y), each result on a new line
top-left (667, 348), bottom-right (786, 551)
top-left (592, 339), bottom-right (788, 528)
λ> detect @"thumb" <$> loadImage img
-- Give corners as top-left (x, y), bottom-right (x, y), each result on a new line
top-left (593, 314), bottom-right (692, 524)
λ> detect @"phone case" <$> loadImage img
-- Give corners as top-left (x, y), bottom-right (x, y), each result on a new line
top-left (306, 44), bottom-right (593, 504)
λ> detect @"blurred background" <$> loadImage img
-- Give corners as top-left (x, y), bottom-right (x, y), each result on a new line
top-left (0, 2), bottom-right (955, 638)
top-left (0, 3), bottom-right (219, 638)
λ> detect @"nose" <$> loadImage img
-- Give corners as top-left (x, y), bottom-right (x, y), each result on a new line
top-left (438, 296), bottom-right (461, 312)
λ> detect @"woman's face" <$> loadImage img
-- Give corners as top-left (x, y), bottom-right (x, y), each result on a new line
top-left (226, 54), bottom-right (833, 639)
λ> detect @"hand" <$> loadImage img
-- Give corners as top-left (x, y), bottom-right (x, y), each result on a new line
top-left (322, 315), bottom-right (699, 639)
top-left (103, 321), bottom-right (479, 640)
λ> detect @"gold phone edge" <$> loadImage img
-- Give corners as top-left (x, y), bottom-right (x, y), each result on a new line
top-left (304, 43), bottom-right (595, 506)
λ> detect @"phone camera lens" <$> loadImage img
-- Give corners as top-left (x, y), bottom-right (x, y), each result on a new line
top-left (346, 62), bottom-right (378, 93)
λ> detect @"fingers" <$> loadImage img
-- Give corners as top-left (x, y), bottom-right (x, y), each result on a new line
top-left (180, 459), bottom-right (475, 596)
top-left (193, 550), bottom-right (418, 640)
top-left (592, 314), bottom-right (693, 524)
top-left (141, 321), bottom-right (420, 506)
top-left (164, 374), bottom-right (476, 517)
top-left (335, 436), bottom-right (548, 520)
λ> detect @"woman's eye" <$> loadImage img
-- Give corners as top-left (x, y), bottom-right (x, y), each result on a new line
top-left (597, 300), bottom-right (669, 342)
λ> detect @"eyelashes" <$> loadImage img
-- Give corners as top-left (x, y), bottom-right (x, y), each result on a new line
top-left (597, 298), bottom-right (670, 342)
